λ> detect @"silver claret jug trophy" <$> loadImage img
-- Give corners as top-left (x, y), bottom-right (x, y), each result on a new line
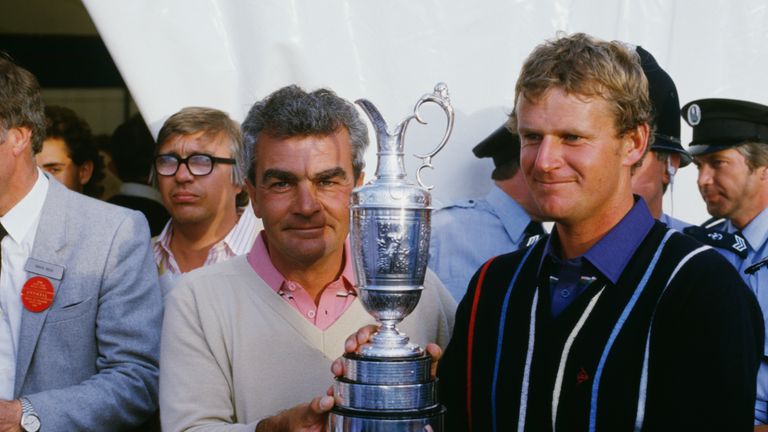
top-left (329, 83), bottom-right (454, 432)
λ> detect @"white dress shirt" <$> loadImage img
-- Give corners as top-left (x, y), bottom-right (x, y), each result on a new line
top-left (0, 170), bottom-right (48, 399)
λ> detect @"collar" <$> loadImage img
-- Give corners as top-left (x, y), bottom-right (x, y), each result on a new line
top-left (158, 204), bottom-right (258, 256)
top-left (1, 169), bottom-right (49, 244)
top-left (540, 197), bottom-right (655, 284)
top-left (247, 231), bottom-right (356, 293)
top-left (154, 204), bottom-right (258, 267)
top-left (154, 220), bottom-right (174, 258)
top-left (225, 205), bottom-right (259, 255)
top-left (724, 206), bottom-right (768, 253)
top-left (117, 182), bottom-right (163, 204)
top-left (486, 184), bottom-right (531, 242)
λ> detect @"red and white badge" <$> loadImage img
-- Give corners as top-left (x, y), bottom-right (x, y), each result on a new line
top-left (21, 276), bottom-right (55, 312)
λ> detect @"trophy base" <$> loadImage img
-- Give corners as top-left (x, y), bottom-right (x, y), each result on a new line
top-left (335, 378), bottom-right (437, 411)
top-left (328, 405), bottom-right (445, 432)
top-left (342, 353), bottom-right (432, 384)
top-left (332, 353), bottom-right (444, 431)
top-left (358, 341), bottom-right (423, 359)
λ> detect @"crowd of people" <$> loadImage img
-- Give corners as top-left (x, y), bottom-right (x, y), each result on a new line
top-left (0, 31), bottom-right (767, 431)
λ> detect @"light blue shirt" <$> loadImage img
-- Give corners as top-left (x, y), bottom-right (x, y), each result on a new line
top-left (659, 213), bottom-right (691, 232)
top-left (429, 185), bottom-right (534, 301)
top-left (714, 206), bottom-right (768, 423)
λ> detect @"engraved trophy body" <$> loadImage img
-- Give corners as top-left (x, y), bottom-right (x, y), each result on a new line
top-left (329, 83), bottom-right (454, 431)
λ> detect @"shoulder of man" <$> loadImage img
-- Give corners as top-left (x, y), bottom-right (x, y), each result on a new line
top-left (56, 182), bottom-right (139, 222)
top-left (479, 235), bottom-right (548, 285)
top-left (682, 224), bottom-right (748, 259)
top-left (170, 255), bottom-right (253, 298)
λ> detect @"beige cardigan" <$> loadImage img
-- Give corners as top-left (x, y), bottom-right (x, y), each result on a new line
top-left (159, 255), bottom-right (456, 432)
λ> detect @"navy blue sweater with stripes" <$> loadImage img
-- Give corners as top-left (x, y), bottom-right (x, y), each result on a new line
top-left (438, 222), bottom-right (763, 431)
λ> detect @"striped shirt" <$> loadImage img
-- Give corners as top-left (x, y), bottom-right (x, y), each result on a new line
top-left (153, 205), bottom-right (260, 296)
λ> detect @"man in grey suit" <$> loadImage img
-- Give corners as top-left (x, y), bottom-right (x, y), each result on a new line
top-left (0, 56), bottom-right (162, 430)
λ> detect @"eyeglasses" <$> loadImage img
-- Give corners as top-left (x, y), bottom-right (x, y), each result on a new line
top-left (154, 153), bottom-right (236, 177)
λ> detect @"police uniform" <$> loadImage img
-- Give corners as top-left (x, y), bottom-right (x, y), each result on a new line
top-left (430, 186), bottom-right (540, 301)
top-left (681, 98), bottom-right (768, 423)
top-left (429, 125), bottom-right (543, 301)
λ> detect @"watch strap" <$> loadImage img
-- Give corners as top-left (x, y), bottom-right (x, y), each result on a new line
top-left (20, 397), bottom-right (40, 432)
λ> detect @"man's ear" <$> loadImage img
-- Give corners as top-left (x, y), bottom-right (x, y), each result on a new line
top-left (78, 160), bottom-right (94, 185)
top-left (623, 123), bottom-right (649, 167)
top-left (759, 165), bottom-right (768, 182)
top-left (7, 126), bottom-right (33, 156)
top-left (355, 171), bottom-right (365, 187)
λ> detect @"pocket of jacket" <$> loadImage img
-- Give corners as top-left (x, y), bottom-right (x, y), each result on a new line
top-left (44, 296), bottom-right (96, 323)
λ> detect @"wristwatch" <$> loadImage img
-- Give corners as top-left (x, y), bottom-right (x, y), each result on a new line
top-left (19, 398), bottom-right (40, 432)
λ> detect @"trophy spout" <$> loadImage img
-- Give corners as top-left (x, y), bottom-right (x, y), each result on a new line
top-left (355, 98), bottom-right (408, 182)
top-left (355, 98), bottom-right (393, 151)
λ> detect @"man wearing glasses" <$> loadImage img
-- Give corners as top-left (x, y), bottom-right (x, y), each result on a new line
top-left (153, 107), bottom-right (259, 297)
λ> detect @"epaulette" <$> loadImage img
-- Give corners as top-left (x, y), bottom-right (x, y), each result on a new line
top-left (745, 257), bottom-right (768, 275)
top-left (683, 225), bottom-right (749, 259)
top-left (434, 198), bottom-right (479, 212)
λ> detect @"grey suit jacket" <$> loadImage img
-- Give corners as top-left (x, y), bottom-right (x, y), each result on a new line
top-left (13, 178), bottom-right (162, 430)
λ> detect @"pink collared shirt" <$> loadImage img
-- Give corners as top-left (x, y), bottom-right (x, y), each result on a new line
top-left (247, 232), bottom-right (357, 330)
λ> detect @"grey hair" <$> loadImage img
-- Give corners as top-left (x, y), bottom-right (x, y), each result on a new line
top-left (242, 85), bottom-right (369, 184)
top-left (735, 141), bottom-right (768, 171)
top-left (0, 56), bottom-right (46, 153)
top-left (156, 107), bottom-right (246, 185)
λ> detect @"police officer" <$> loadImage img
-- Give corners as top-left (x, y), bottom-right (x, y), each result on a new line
top-left (429, 124), bottom-right (543, 301)
top-left (630, 46), bottom-right (693, 230)
top-left (682, 98), bottom-right (768, 424)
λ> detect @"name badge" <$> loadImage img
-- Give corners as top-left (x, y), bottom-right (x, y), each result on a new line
top-left (24, 258), bottom-right (65, 281)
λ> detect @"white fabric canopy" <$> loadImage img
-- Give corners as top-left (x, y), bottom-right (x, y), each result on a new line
top-left (83, 0), bottom-right (768, 224)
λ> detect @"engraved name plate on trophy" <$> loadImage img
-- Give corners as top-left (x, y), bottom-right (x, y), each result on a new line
top-left (329, 83), bottom-right (454, 432)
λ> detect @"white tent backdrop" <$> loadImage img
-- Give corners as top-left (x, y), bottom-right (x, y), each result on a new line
top-left (83, 0), bottom-right (768, 224)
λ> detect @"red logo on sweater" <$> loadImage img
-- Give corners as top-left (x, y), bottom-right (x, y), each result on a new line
top-left (576, 367), bottom-right (590, 385)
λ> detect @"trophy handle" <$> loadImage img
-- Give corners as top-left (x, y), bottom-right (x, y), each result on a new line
top-left (410, 82), bottom-right (455, 190)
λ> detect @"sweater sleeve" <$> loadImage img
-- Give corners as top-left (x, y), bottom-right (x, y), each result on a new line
top-left (424, 268), bottom-right (458, 350)
top-left (159, 279), bottom-right (259, 432)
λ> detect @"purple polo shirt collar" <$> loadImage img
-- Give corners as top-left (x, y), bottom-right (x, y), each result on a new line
top-left (541, 197), bottom-right (655, 284)
top-left (541, 198), bottom-right (655, 316)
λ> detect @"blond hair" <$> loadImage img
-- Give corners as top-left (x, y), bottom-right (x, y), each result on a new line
top-left (511, 33), bottom-right (653, 136)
